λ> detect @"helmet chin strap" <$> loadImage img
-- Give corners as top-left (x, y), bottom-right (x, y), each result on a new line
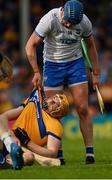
top-left (50, 106), bottom-right (62, 117)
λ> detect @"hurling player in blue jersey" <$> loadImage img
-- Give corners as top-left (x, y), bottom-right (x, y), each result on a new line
top-left (25, 0), bottom-right (99, 164)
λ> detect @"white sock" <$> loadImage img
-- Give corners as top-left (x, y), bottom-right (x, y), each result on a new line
top-left (1, 132), bottom-right (14, 153)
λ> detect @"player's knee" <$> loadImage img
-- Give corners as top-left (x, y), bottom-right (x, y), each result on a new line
top-left (77, 104), bottom-right (89, 117)
top-left (23, 152), bottom-right (34, 166)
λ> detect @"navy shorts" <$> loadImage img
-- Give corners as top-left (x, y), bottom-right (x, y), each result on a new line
top-left (43, 57), bottom-right (88, 90)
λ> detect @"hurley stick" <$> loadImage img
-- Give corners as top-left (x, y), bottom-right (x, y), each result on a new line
top-left (81, 38), bottom-right (105, 114)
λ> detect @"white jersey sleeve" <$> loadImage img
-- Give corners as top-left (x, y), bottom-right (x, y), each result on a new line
top-left (81, 14), bottom-right (92, 38)
top-left (35, 11), bottom-right (52, 38)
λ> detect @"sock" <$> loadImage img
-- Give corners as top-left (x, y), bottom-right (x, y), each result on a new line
top-left (86, 146), bottom-right (94, 157)
top-left (57, 150), bottom-right (64, 160)
top-left (1, 132), bottom-right (14, 153)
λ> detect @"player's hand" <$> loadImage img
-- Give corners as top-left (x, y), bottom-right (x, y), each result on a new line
top-left (92, 74), bottom-right (100, 90)
top-left (32, 72), bottom-right (42, 88)
top-left (14, 127), bottom-right (31, 147)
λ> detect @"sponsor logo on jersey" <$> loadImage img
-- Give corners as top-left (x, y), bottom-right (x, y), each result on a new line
top-left (60, 38), bottom-right (77, 44)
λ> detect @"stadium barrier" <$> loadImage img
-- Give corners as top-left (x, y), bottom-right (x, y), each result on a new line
top-left (62, 114), bottom-right (112, 139)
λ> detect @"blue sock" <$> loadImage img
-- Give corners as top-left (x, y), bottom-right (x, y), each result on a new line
top-left (0, 143), bottom-right (9, 165)
top-left (57, 150), bottom-right (64, 159)
top-left (86, 146), bottom-right (94, 157)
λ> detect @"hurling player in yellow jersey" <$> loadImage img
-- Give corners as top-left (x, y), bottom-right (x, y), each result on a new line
top-left (0, 88), bottom-right (69, 169)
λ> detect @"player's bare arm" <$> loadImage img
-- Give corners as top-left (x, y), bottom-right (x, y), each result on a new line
top-left (84, 35), bottom-right (100, 88)
top-left (27, 135), bottom-right (61, 158)
top-left (0, 106), bottom-right (23, 122)
top-left (25, 32), bottom-right (42, 87)
top-left (14, 127), bottom-right (61, 158)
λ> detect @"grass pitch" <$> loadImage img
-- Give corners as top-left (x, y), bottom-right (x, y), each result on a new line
top-left (0, 138), bottom-right (112, 179)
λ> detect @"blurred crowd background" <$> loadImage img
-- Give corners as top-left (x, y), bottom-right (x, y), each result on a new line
top-left (0, 0), bottom-right (112, 115)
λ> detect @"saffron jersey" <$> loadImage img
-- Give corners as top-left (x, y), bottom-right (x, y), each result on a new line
top-left (12, 90), bottom-right (63, 146)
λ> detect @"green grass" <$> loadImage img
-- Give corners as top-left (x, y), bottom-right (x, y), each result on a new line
top-left (0, 138), bottom-right (112, 179)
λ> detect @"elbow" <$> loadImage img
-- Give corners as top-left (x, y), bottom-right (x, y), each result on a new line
top-left (25, 40), bottom-right (33, 54)
top-left (25, 43), bottom-right (30, 55)
top-left (25, 42), bottom-right (36, 57)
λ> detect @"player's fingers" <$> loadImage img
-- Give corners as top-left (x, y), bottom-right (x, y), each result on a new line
top-left (16, 138), bottom-right (21, 145)
top-left (33, 80), bottom-right (40, 89)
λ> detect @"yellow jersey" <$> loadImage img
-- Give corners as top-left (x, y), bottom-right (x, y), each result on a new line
top-left (12, 89), bottom-right (63, 146)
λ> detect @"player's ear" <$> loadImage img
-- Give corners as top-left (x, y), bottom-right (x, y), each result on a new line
top-left (61, 7), bottom-right (64, 18)
top-left (61, 6), bottom-right (64, 10)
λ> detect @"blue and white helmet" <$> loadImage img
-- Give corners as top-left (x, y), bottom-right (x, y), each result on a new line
top-left (64, 0), bottom-right (83, 24)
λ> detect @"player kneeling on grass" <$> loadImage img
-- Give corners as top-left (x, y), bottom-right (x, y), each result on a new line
top-left (0, 88), bottom-right (69, 169)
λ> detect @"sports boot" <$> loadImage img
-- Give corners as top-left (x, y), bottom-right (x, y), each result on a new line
top-left (85, 156), bottom-right (95, 164)
top-left (10, 143), bottom-right (24, 170)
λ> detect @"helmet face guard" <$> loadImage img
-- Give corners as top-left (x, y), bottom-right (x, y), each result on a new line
top-left (64, 0), bottom-right (83, 24)
top-left (49, 94), bottom-right (69, 118)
